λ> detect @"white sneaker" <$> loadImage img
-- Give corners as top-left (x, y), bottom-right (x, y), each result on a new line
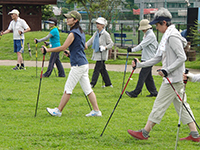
top-left (86, 110), bottom-right (102, 117)
top-left (46, 107), bottom-right (62, 117)
top-left (102, 85), bottom-right (113, 88)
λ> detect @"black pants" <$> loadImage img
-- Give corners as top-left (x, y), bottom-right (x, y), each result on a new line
top-left (129, 66), bottom-right (157, 96)
top-left (90, 61), bottom-right (112, 87)
top-left (43, 52), bottom-right (65, 77)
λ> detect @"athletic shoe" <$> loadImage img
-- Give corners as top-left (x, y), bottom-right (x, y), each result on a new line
top-left (46, 107), bottom-right (62, 117)
top-left (146, 94), bottom-right (157, 97)
top-left (12, 66), bottom-right (19, 70)
top-left (127, 129), bottom-right (148, 140)
top-left (85, 110), bottom-right (102, 117)
top-left (19, 66), bottom-right (25, 70)
top-left (42, 75), bottom-right (48, 78)
top-left (58, 76), bottom-right (65, 77)
top-left (125, 91), bottom-right (137, 98)
top-left (102, 85), bottom-right (113, 88)
top-left (180, 135), bottom-right (200, 142)
top-left (90, 84), bottom-right (94, 88)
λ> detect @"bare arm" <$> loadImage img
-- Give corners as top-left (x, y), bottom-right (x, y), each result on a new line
top-left (1, 29), bottom-right (11, 35)
top-left (19, 27), bottom-right (31, 35)
top-left (24, 27), bottom-right (31, 33)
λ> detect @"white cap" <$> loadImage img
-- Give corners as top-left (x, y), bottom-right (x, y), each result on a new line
top-left (96, 17), bottom-right (107, 27)
top-left (8, 9), bottom-right (19, 16)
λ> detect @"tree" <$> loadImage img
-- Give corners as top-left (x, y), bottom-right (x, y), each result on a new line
top-left (41, 5), bottom-right (55, 20)
top-left (188, 21), bottom-right (200, 52)
top-left (66, 0), bottom-right (121, 34)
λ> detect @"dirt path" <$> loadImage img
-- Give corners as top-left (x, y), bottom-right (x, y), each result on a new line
top-left (1, 60), bottom-right (200, 75)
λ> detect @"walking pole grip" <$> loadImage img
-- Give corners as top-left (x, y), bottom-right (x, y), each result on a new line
top-left (42, 46), bottom-right (47, 55)
top-left (184, 69), bottom-right (189, 84)
top-left (133, 58), bottom-right (137, 70)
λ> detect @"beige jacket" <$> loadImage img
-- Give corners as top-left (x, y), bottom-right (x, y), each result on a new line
top-left (86, 29), bottom-right (114, 61)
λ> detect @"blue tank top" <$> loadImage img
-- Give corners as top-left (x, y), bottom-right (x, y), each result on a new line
top-left (50, 27), bottom-right (61, 48)
top-left (69, 28), bottom-right (88, 66)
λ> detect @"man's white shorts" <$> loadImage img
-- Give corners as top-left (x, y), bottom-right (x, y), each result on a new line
top-left (64, 64), bottom-right (93, 96)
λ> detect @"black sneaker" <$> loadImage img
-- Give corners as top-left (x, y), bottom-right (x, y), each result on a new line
top-left (125, 91), bottom-right (137, 98)
top-left (146, 94), bottom-right (157, 97)
top-left (12, 66), bottom-right (19, 70)
top-left (19, 66), bottom-right (26, 70)
top-left (42, 74), bottom-right (48, 78)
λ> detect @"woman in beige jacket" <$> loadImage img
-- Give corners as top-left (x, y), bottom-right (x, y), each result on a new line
top-left (85, 17), bottom-right (114, 88)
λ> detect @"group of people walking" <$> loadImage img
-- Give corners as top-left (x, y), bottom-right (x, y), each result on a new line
top-left (2, 7), bottom-right (200, 143)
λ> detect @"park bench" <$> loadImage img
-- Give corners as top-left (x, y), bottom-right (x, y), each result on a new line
top-left (108, 46), bottom-right (141, 60)
top-left (114, 33), bottom-right (133, 46)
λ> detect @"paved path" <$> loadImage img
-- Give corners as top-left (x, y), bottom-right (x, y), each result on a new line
top-left (1, 60), bottom-right (200, 75)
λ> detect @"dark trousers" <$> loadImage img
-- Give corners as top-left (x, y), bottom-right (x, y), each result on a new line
top-left (90, 61), bottom-right (112, 87)
top-left (129, 66), bottom-right (157, 96)
top-left (43, 52), bottom-right (65, 77)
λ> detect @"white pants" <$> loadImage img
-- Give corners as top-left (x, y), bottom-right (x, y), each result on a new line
top-left (64, 64), bottom-right (93, 96)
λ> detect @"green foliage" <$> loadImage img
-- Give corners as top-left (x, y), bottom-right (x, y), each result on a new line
top-left (65, 0), bottom-right (137, 33)
top-left (0, 66), bottom-right (200, 149)
top-left (187, 21), bottom-right (200, 52)
top-left (123, 26), bottom-right (132, 32)
top-left (41, 5), bottom-right (55, 20)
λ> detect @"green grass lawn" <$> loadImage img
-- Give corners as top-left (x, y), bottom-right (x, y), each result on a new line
top-left (1, 31), bottom-right (200, 69)
top-left (0, 66), bottom-right (200, 149)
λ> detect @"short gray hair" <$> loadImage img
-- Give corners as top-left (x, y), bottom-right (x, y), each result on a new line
top-left (154, 7), bottom-right (172, 19)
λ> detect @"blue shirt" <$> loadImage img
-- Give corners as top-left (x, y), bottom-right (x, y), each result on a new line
top-left (50, 27), bottom-right (61, 48)
top-left (69, 28), bottom-right (88, 66)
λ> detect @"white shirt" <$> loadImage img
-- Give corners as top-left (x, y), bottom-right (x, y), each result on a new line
top-left (8, 17), bottom-right (30, 40)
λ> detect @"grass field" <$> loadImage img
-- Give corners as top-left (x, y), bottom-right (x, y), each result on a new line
top-left (1, 65), bottom-right (200, 149)
top-left (1, 31), bottom-right (200, 69)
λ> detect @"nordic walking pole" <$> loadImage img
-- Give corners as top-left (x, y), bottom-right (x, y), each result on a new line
top-left (121, 52), bottom-right (129, 91)
top-left (35, 46), bottom-right (46, 117)
top-left (84, 94), bottom-right (92, 110)
top-left (20, 35), bottom-right (26, 70)
top-left (100, 59), bottom-right (136, 136)
top-left (165, 76), bottom-right (200, 131)
top-left (44, 41), bottom-right (57, 77)
top-left (27, 43), bottom-right (32, 57)
top-left (35, 39), bottom-right (38, 78)
top-left (175, 69), bottom-right (189, 150)
top-left (100, 51), bottom-right (104, 87)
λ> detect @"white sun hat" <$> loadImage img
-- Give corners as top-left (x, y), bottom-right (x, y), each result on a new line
top-left (96, 17), bottom-right (107, 27)
top-left (138, 19), bottom-right (152, 30)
